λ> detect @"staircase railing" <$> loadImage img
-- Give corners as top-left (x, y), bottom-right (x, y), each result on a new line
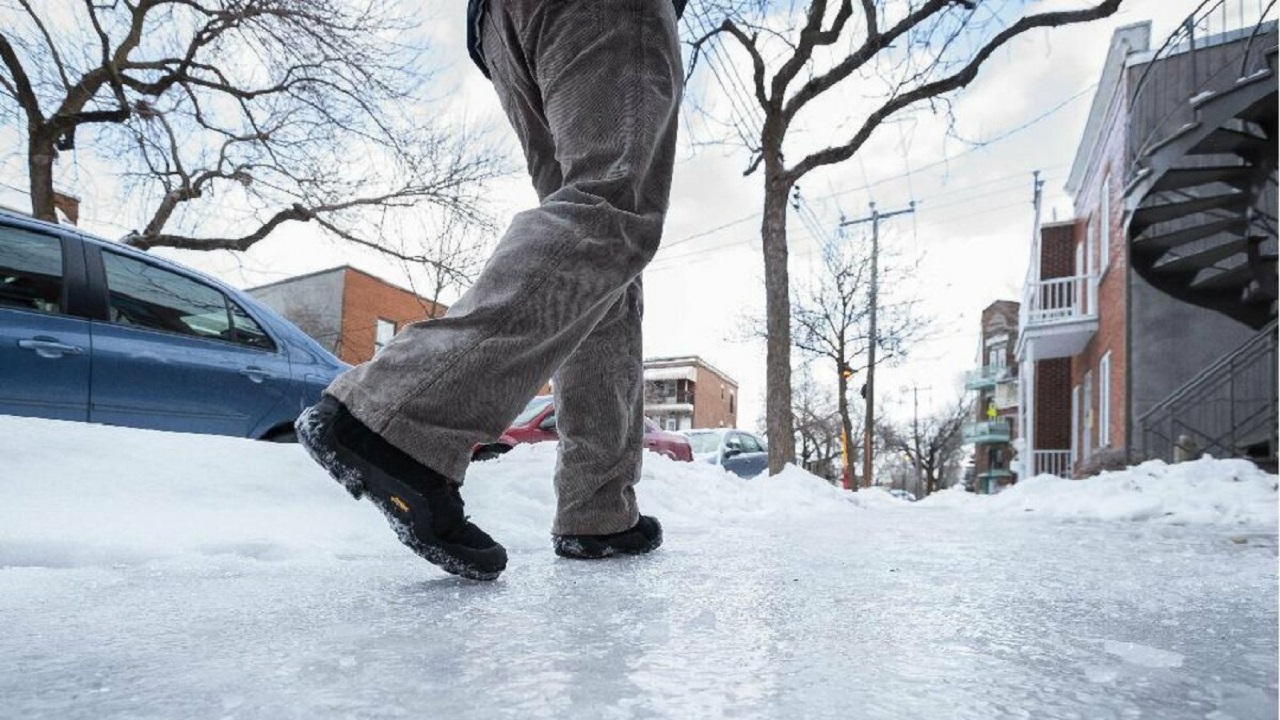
top-left (1138, 320), bottom-right (1278, 462)
top-left (1032, 450), bottom-right (1074, 478)
top-left (1127, 0), bottom-right (1278, 183)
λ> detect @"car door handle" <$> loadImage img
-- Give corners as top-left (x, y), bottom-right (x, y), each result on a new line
top-left (18, 337), bottom-right (85, 358)
top-left (240, 366), bottom-right (274, 383)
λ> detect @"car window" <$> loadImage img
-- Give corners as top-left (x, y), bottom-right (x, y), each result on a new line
top-left (738, 433), bottom-right (763, 453)
top-left (229, 301), bottom-right (275, 351)
top-left (512, 396), bottom-right (554, 426)
top-left (685, 432), bottom-right (722, 454)
top-left (0, 226), bottom-right (62, 314)
top-left (102, 251), bottom-right (232, 340)
top-left (725, 433), bottom-right (743, 450)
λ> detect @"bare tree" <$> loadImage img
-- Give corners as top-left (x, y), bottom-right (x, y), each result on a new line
top-left (792, 368), bottom-right (845, 483)
top-left (792, 235), bottom-right (928, 488)
top-left (0, 0), bottom-right (503, 266)
top-left (685, 0), bottom-right (1124, 474)
top-left (880, 395), bottom-right (972, 497)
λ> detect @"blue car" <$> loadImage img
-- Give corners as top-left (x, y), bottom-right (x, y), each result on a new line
top-left (0, 208), bottom-right (347, 440)
top-left (681, 428), bottom-right (770, 479)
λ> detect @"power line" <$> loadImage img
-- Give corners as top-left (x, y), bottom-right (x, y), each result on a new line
top-left (657, 80), bottom-right (1093, 254)
top-left (648, 171), bottom-right (1062, 273)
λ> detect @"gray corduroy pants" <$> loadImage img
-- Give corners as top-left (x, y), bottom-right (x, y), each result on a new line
top-left (326, 0), bottom-right (682, 535)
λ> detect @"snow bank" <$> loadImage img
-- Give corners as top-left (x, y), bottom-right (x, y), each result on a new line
top-left (917, 457), bottom-right (1278, 527)
top-left (0, 416), bottom-right (853, 569)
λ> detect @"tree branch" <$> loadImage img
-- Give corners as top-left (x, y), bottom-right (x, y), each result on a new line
top-left (788, 0), bottom-right (1123, 180)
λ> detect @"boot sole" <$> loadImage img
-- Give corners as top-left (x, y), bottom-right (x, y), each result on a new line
top-left (553, 527), bottom-right (664, 560)
top-left (295, 406), bottom-right (504, 581)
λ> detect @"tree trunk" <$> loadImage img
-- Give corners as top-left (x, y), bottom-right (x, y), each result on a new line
top-left (28, 132), bottom-right (56, 222)
top-left (761, 172), bottom-right (796, 475)
top-left (836, 361), bottom-right (855, 490)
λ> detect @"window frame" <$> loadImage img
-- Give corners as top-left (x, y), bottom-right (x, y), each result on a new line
top-left (91, 246), bottom-right (278, 352)
top-left (374, 317), bottom-right (396, 354)
top-left (0, 223), bottom-right (85, 318)
top-left (1099, 351), bottom-right (1112, 448)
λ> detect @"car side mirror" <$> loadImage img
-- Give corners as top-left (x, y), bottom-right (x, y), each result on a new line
top-left (724, 447), bottom-right (742, 459)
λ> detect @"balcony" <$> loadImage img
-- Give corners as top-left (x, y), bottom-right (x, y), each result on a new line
top-left (964, 365), bottom-right (1012, 390)
top-left (1017, 274), bottom-right (1099, 360)
top-left (963, 420), bottom-right (1012, 445)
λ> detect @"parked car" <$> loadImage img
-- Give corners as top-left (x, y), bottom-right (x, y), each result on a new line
top-left (887, 488), bottom-right (918, 502)
top-left (682, 428), bottom-right (769, 478)
top-left (472, 394), bottom-right (694, 462)
top-left (0, 209), bottom-right (348, 440)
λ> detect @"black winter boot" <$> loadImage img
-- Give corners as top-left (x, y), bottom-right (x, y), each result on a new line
top-left (553, 516), bottom-right (663, 559)
top-left (296, 395), bottom-right (507, 581)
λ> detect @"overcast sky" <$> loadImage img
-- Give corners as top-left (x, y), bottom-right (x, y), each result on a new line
top-left (1, 0), bottom-right (1207, 430)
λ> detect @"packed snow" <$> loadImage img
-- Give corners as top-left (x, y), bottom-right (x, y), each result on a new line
top-left (1, 415), bottom-right (1276, 719)
top-left (919, 457), bottom-right (1279, 527)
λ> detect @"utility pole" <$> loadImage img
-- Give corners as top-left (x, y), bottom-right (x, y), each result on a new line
top-left (841, 200), bottom-right (915, 489)
top-left (913, 384), bottom-right (923, 495)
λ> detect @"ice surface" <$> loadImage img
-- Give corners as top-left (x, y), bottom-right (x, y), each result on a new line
top-left (1, 416), bottom-right (1276, 719)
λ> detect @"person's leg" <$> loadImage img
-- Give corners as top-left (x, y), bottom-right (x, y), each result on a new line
top-left (324, 0), bottom-right (682, 486)
top-left (551, 278), bottom-right (644, 535)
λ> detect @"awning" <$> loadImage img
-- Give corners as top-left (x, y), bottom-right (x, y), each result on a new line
top-left (644, 366), bottom-right (697, 382)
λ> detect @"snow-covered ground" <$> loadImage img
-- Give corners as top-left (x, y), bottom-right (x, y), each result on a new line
top-left (1, 416), bottom-right (1276, 719)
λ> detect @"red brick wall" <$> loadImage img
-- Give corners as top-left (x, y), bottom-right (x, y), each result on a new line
top-left (1070, 81), bottom-right (1129, 461)
top-left (692, 365), bottom-right (738, 429)
top-left (1035, 358), bottom-right (1072, 450)
top-left (338, 269), bottom-right (446, 365)
top-left (1039, 222), bottom-right (1077, 279)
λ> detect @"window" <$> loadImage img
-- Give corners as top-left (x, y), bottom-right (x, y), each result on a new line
top-left (0, 227), bottom-right (63, 314)
top-left (1099, 352), bottom-right (1112, 448)
top-left (229, 302), bottom-right (274, 350)
top-left (1085, 221), bottom-right (1094, 275)
top-left (374, 318), bottom-right (396, 354)
top-left (1099, 174), bottom-right (1111, 272)
top-left (665, 416), bottom-right (678, 431)
top-left (739, 433), bottom-right (763, 453)
top-left (1082, 370), bottom-right (1094, 459)
top-left (1071, 385), bottom-right (1081, 462)
top-left (729, 391), bottom-right (735, 415)
top-left (102, 251), bottom-right (231, 340)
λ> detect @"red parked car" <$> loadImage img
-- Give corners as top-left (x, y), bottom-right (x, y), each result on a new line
top-left (472, 395), bottom-right (694, 462)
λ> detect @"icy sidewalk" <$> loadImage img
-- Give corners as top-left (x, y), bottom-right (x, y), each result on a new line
top-left (0, 418), bottom-right (1276, 719)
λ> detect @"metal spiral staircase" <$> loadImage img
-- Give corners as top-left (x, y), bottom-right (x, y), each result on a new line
top-left (1125, 2), bottom-right (1278, 330)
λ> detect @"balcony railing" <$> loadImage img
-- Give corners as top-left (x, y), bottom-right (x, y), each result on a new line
top-left (1023, 274), bottom-right (1097, 326)
top-left (1032, 450), bottom-right (1074, 478)
top-left (1018, 274), bottom-right (1100, 360)
top-left (963, 420), bottom-right (1012, 445)
top-left (964, 365), bottom-right (1012, 390)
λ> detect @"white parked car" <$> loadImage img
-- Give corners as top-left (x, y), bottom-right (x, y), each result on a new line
top-left (681, 428), bottom-right (769, 478)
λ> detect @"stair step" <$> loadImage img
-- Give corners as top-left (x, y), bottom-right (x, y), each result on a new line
top-left (1191, 67), bottom-right (1275, 109)
top-left (1134, 217), bottom-right (1245, 250)
top-left (1131, 193), bottom-right (1250, 231)
top-left (1191, 262), bottom-right (1254, 291)
top-left (1151, 165), bottom-right (1256, 192)
top-left (1153, 239), bottom-right (1247, 274)
top-left (1189, 127), bottom-right (1270, 156)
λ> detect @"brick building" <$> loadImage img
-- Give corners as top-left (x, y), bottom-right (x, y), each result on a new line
top-left (248, 266), bottom-right (446, 365)
top-left (1017, 17), bottom-right (1276, 477)
top-left (643, 356), bottom-right (738, 431)
top-left (962, 300), bottom-right (1021, 494)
